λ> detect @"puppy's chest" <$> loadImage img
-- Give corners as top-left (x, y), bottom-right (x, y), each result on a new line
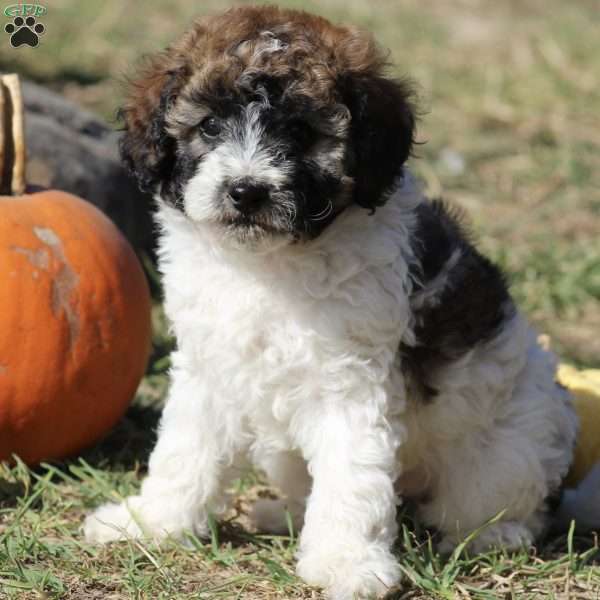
top-left (172, 258), bottom-right (408, 381)
top-left (165, 242), bottom-right (413, 434)
top-left (179, 273), bottom-right (279, 352)
top-left (188, 264), bottom-right (406, 347)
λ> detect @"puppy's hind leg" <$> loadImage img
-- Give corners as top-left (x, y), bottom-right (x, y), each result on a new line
top-left (251, 450), bottom-right (311, 535)
top-left (84, 359), bottom-right (247, 544)
top-left (418, 332), bottom-right (577, 554)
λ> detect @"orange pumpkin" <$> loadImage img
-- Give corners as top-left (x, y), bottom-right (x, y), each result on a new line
top-left (0, 74), bottom-right (151, 464)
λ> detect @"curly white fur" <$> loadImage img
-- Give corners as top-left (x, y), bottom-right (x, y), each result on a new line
top-left (84, 175), bottom-right (577, 600)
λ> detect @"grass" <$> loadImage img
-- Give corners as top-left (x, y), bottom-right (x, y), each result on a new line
top-left (2, 449), bottom-right (600, 599)
top-left (1, 0), bottom-right (599, 598)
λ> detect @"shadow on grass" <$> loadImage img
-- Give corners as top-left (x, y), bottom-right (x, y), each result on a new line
top-left (0, 404), bottom-right (160, 508)
top-left (539, 529), bottom-right (600, 561)
top-left (0, 477), bottom-right (28, 508)
top-left (78, 404), bottom-right (161, 472)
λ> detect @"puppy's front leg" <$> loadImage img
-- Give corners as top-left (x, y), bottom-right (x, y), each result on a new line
top-left (295, 399), bottom-right (401, 600)
top-left (84, 364), bottom-right (242, 544)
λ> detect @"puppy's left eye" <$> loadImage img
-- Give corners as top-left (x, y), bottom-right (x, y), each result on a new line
top-left (199, 116), bottom-right (222, 138)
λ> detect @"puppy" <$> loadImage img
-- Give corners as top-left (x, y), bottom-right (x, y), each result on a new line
top-left (84, 6), bottom-right (584, 599)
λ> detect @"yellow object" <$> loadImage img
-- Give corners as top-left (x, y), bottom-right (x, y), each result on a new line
top-left (558, 365), bottom-right (600, 486)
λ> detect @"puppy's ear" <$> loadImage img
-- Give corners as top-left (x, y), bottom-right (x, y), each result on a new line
top-left (336, 31), bottom-right (417, 210)
top-left (118, 58), bottom-right (188, 194)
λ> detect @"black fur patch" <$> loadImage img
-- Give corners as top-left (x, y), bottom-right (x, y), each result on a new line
top-left (289, 158), bottom-right (344, 237)
top-left (341, 75), bottom-right (416, 212)
top-left (161, 150), bottom-right (198, 209)
top-left (401, 200), bottom-right (515, 400)
top-left (119, 69), bottom-right (184, 195)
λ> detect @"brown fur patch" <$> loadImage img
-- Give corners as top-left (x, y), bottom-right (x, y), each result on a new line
top-left (119, 6), bottom-right (388, 168)
top-left (173, 5), bottom-right (387, 105)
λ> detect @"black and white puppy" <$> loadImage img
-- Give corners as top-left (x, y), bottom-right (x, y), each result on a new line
top-left (84, 7), bottom-right (584, 599)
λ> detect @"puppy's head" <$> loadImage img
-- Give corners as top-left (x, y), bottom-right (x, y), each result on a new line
top-left (120, 6), bottom-right (416, 243)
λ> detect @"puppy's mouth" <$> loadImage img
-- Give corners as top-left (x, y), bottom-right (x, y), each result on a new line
top-left (220, 213), bottom-right (281, 234)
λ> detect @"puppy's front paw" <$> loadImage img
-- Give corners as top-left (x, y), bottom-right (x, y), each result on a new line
top-left (83, 495), bottom-right (207, 544)
top-left (84, 500), bottom-right (144, 544)
top-left (297, 542), bottom-right (400, 600)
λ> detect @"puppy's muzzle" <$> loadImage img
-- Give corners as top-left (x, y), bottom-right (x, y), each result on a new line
top-left (228, 179), bottom-right (270, 215)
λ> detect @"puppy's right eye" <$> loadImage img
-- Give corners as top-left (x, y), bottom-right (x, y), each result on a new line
top-left (199, 116), bottom-right (222, 138)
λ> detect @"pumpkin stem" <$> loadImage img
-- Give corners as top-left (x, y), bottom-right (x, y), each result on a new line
top-left (0, 74), bottom-right (26, 196)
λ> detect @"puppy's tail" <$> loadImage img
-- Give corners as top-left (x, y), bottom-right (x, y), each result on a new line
top-left (554, 464), bottom-right (600, 532)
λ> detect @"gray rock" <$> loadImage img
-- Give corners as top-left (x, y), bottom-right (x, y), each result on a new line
top-left (21, 80), bottom-right (153, 252)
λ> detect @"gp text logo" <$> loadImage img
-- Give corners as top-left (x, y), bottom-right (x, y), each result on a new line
top-left (4, 4), bottom-right (47, 17)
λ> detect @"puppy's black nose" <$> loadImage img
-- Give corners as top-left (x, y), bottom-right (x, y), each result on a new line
top-left (228, 181), bottom-right (269, 214)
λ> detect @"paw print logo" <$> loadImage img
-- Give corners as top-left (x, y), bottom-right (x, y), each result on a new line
top-left (4, 16), bottom-right (45, 48)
